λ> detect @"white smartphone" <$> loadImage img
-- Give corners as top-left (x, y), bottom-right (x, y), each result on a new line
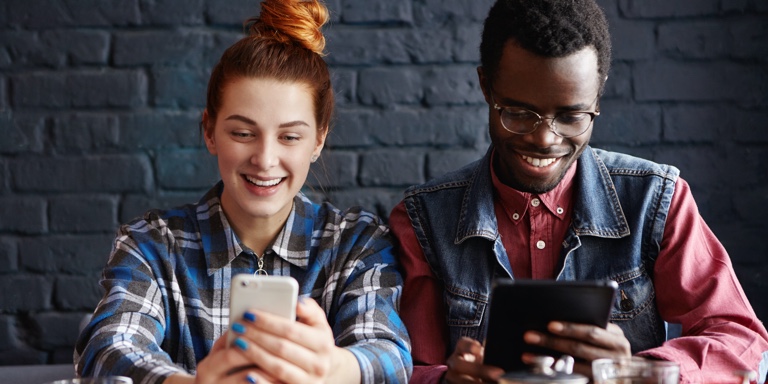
top-left (226, 274), bottom-right (299, 346)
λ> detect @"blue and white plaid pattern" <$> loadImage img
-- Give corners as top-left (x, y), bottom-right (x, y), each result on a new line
top-left (74, 182), bottom-right (412, 384)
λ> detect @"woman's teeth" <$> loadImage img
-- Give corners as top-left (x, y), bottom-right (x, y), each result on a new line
top-left (245, 176), bottom-right (282, 186)
top-left (522, 156), bottom-right (557, 167)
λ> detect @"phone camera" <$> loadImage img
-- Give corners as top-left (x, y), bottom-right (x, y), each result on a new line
top-left (240, 280), bottom-right (249, 287)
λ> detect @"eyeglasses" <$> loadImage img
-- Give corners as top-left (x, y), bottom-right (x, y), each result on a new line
top-left (490, 93), bottom-right (600, 138)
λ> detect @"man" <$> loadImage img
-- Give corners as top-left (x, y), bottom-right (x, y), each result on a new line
top-left (388, 0), bottom-right (768, 383)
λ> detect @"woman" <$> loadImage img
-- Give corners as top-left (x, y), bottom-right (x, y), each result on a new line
top-left (73, 1), bottom-right (412, 383)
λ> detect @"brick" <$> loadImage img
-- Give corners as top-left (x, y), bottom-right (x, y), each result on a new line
top-left (0, 348), bottom-right (46, 365)
top-left (733, 109), bottom-right (768, 143)
top-left (654, 146), bottom-right (726, 191)
top-left (733, 187), bottom-right (768, 225)
top-left (610, 20), bottom-right (655, 61)
top-left (0, 197), bottom-right (46, 234)
top-left (140, 0), bottom-right (204, 25)
top-left (0, 31), bottom-right (62, 68)
top-left (423, 65), bottom-right (484, 106)
top-left (50, 195), bottom-right (118, 233)
top-left (589, 101), bottom-right (662, 145)
top-left (720, 0), bottom-right (750, 12)
top-left (326, 28), bottom-right (453, 65)
top-left (358, 67), bottom-right (422, 106)
top-left (51, 113), bottom-right (119, 152)
top-left (359, 150), bottom-right (425, 187)
top-left (658, 21), bottom-right (729, 59)
top-left (206, 0), bottom-right (258, 25)
top-left (662, 105), bottom-right (722, 143)
top-left (454, 23), bottom-right (483, 62)
top-left (11, 155), bottom-right (153, 193)
top-left (618, 0), bottom-right (719, 18)
top-left (118, 111), bottom-right (203, 150)
top-left (0, 160), bottom-right (7, 193)
top-left (152, 68), bottom-right (208, 108)
top-left (427, 150), bottom-right (485, 180)
top-left (54, 276), bottom-right (103, 310)
top-left (341, 0), bottom-right (412, 24)
top-left (725, 147), bottom-right (768, 189)
top-left (330, 69), bottom-right (356, 106)
top-left (601, 62), bottom-right (631, 100)
top-left (634, 61), bottom-right (767, 103)
top-left (0, 113), bottom-right (44, 154)
top-left (0, 237), bottom-right (19, 273)
top-left (0, 316), bottom-right (18, 350)
top-left (0, 76), bottom-right (6, 109)
top-left (41, 29), bottom-right (110, 65)
top-left (155, 150), bottom-right (220, 189)
top-left (11, 70), bottom-right (147, 108)
top-left (305, 150), bottom-right (358, 189)
top-left (120, 192), bottom-right (201, 223)
top-left (30, 312), bottom-right (85, 350)
top-left (326, 188), bottom-right (402, 219)
top-left (18, 235), bottom-right (114, 274)
top-left (6, 0), bottom-right (140, 28)
top-left (113, 30), bottom-right (209, 67)
top-left (731, 17), bottom-right (768, 60)
top-left (333, 106), bottom-right (486, 148)
top-left (206, 31), bottom-right (244, 67)
top-left (413, 0), bottom-right (495, 25)
top-left (52, 347), bottom-right (77, 364)
top-left (0, 275), bottom-right (52, 312)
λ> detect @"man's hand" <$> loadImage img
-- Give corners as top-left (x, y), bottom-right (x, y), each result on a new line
top-left (444, 337), bottom-right (505, 383)
top-left (523, 322), bottom-right (631, 378)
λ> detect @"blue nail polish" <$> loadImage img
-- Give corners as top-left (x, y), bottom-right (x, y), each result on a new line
top-left (246, 373), bottom-right (258, 384)
top-left (231, 322), bottom-right (245, 334)
top-left (243, 311), bottom-right (257, 322)
top-left (234, 337), bottom-right (248, 351)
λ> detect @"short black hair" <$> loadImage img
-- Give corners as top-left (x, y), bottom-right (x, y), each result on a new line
top-left (480, 0), bottom-right (612, 94)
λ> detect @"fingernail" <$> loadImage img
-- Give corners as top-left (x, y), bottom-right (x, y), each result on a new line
top-left (234, 337), bottom-right (248, 351)
top-left (549, 321), bottom-right (564, 332)
top-left (231, 322), bottom-right (245, 334)
top-left (524, 331), bottom-right (541, 343)
top-left (245, 373), bottom-right (258, 384)
top-left (243, 311), bottom-right (257, 322)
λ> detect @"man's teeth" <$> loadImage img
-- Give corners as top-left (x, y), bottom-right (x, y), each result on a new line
top-left (522, 156), bottom-right (557, 167)
top-left (246, 176), bottom-right (282, 186)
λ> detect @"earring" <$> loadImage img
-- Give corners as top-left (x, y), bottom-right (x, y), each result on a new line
top-left (311, 155), bottom-right (318, 163)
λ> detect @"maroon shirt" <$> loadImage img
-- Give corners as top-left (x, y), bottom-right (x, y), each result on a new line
top-left (390, 160), bottom-right (768, 384)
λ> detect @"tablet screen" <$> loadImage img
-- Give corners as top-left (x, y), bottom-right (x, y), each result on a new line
top-left (482, 279), bottom-right (618, 372)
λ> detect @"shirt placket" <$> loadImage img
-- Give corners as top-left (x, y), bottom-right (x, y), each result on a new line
top-left (529, 196), bottom-right (555, 278)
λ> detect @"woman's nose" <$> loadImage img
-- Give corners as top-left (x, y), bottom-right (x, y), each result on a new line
top-left (251, 140), bottom-right (278, 169)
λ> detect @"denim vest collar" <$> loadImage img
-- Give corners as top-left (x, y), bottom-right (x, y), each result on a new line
top-left (456, 146), bottom-right (630, 243)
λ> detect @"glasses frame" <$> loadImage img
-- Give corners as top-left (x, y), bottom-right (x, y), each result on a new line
top-left (490, 92), bottom-right (601, 138)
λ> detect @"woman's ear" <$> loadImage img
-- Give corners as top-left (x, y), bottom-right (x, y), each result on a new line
top-left (312, 127), bottom-right (327, 161)
top-left (202, 109), bottom-right (217, 156)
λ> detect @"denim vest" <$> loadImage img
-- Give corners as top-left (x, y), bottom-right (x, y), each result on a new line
top-left (402, 146), bottom-right (679, 355)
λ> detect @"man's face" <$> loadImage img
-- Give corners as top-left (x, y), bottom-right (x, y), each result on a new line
top-left (479, 42), bottom-right (601, 194)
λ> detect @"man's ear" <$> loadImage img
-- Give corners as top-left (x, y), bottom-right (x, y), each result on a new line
top-left (477, 66), bottom-right (492, 105)
top-left (202, 109), bottom-right (217, 156)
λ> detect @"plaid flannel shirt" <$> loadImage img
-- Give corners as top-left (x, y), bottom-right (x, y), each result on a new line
top-left (74, 182), bottom-right (412, 384)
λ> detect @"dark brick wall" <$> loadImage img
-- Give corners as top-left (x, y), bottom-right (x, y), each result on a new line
top-left (1, 0), bottom-right (766, 366)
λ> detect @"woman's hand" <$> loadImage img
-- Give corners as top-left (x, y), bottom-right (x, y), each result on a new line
top-left (228, 297), bottom-right (361, 384)
top-left (523, 321), bottom-right (631, 378)
top-left (443, 337), bottom-right (505, 383)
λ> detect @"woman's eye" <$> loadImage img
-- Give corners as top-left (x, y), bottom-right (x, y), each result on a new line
top-left (231, 131), bottom-right (252, 138)
top-left (281, 135), bottom-right (301, 142)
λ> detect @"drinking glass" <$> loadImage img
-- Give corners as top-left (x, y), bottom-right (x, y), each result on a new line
top-left (45, 377), bottom-right (133, 384)
top-left (593, 357), bottom-right (680, 384)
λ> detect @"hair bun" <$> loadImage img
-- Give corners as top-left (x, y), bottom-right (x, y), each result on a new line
top-left (249, 0), bottom-right (329, 55)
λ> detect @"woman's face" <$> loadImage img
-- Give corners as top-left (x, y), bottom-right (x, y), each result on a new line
top-left (204, 77), bottom-right (325, 229)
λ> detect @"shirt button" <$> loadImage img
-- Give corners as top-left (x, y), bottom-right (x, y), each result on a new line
top-left (536, 240), bottom-right (545, 249)
top-left (556, 207), bottom-right (564, 214)
top-left (531, 198), bottom-right (540, 207)
top-left (512, 213), bottom-right (520, 220)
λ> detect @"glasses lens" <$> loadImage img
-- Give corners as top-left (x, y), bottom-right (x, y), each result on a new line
top-left (553, 112), bottom-right (592, 137)
top-left (498, 108), bottom-right (595, 137)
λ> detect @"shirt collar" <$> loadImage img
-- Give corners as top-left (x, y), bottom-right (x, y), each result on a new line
top-left (490, 149), bottom-right (577, 222)
top-left (198, 182), bottom-right (314, 275)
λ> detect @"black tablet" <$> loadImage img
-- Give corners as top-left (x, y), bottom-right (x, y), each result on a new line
top-left (482, 279), bottom-right (618, 372)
